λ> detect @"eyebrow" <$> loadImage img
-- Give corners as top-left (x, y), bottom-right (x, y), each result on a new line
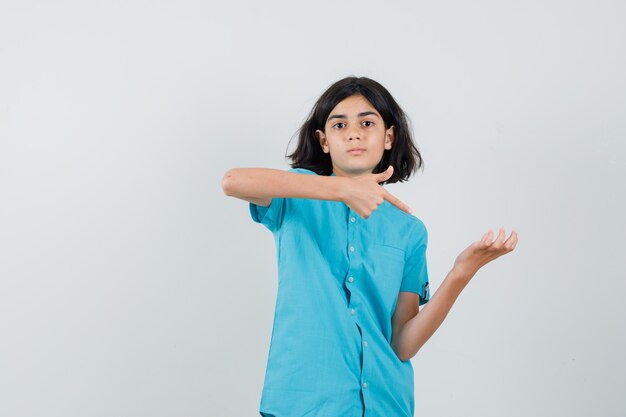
top-left (327, 111), bottom-right (380, 121)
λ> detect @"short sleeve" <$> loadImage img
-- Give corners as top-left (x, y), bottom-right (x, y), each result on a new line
top-left (248, 167), bottom-right (317, 233)
top-left (400, 221), bottom-right (430, 305)
top-left (249, 197), bottom-right (287, 233)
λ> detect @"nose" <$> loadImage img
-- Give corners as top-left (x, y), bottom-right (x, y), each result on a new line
top-left (347, 125), bottom-right (361, 141)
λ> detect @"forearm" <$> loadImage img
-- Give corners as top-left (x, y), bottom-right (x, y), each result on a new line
top-left (392, 268), bottom-right (473, 361)
top-left (221, 168), bottom-right (346, 202)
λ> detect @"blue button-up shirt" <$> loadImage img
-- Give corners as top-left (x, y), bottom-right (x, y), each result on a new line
top-left (250, 168), bottom-right (430, 417)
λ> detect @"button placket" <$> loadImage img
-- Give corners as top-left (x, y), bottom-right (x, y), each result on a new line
top-left (345, 210), bottom-right (373, 415)
top-left (347, 208), bottom-right (370, 404)
top-left (361, 332), bottom-right (371, 397)
top-left (346, 208), bottom-right (359, 297)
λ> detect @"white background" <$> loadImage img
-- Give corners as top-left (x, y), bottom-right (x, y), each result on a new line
top-left (1, 1), bottom-right (625, 416)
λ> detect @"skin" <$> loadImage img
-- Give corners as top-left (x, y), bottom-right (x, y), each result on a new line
top-left (222, 93), bottom-right (519, 361)
top-left (316, 94), bottom-right (395, 179)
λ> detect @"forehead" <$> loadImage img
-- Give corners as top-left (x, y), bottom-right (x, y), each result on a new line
top-left (327, 94), bottom-right (379, 118)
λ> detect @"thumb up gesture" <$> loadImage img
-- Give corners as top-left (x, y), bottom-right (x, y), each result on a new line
top-left (341, 166), bottom-right (412, 219)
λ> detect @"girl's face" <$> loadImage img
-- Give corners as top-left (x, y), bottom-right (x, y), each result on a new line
top-left (315, 94), bottom-right (394, 178)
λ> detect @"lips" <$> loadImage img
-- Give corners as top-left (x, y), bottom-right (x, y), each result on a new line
top-left (348, 148), bottom-right (365, 155)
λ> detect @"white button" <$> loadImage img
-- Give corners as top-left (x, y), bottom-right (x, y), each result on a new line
top-left (350, 216), bottom-right (356, 223)
top-left (347, 276), bottom-right (354, 283)
top-left (362, 382), bottom-right (368, 389)
top-left (349, 246), bottom-right (355, 252)
top-left (350, 309), bottom-right (356, 316)
top-left (363, 341), bottom-right (368, 348)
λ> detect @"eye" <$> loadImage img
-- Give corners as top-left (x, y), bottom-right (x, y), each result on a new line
top-left (362, 120), bottom-right (375, 127)
top-left (332, 122), bottom-right (346, 129)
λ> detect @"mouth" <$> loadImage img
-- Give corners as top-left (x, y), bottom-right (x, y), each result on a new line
top-left (347, 148), bottom-right (366, 155)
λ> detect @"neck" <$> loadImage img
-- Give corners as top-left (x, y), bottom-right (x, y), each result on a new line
top-left (331, 166), bottom-right (373, 179)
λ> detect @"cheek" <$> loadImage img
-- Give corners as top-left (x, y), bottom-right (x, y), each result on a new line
top-left (325, 141), bottom-right (341, 157)
top-left (326, 136), bottom-right (341, 150)
top-left (373, 139), bottom-right (388, 153)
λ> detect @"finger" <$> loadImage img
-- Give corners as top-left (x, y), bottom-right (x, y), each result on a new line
top-left (493, 227), bottom-right (506, 249)
top-left (375, 166), bottom-right (394, 183)
top-left (376, 165), bottom-right (393, 183)
top-left (511, 233), bottom-right (519, 249)
top-left (483, 229), bottom-right (494, 246)
top-left (384, 190), bottom-right (412, 214)
top-left (493, 227), bottom-right (506, 247)
top-left (503, 229), bottom-right (515, 244)
top-left (504, 229), bottom-right (518, 250)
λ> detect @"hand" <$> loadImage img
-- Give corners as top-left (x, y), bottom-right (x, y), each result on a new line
top-left (452, 228), bottom-right (518, 280)
top-left (341, 166), bottom-right (412, 219)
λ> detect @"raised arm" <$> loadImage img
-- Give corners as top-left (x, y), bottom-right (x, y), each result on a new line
top-left (221, 166), bottom-right (412, 218)
top-left (221, 168), bottom-right (346, 207)
top-left (391, 228), bottom-right (518, 361)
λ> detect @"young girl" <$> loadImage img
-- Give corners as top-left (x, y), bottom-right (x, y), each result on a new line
top-left (222, 76), bottom-right (517, 417)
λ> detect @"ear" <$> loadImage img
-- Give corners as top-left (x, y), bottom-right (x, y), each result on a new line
top-left (384, 125), bottom-right (395, 150)
top-left (316, 129), bottom-right (330, 154)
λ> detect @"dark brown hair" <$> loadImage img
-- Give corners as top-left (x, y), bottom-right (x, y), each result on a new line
top-left (287, 76), bottom-right (423, 184)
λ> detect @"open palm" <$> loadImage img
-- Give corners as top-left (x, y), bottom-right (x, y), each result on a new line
top-left (453, 228), bottom-right (518, 278)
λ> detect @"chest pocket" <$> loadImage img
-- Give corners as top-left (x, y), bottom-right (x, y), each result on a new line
top-left (369, 243), bottom-right (406, 296)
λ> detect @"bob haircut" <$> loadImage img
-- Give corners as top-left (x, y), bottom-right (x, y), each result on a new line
top-left (287, 76), bottom-right (423, 184)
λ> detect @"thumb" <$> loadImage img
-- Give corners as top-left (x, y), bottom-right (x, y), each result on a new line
top-left (375, 166), bottom-right (394, 183)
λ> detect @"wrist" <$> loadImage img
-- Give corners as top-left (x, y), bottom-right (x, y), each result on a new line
top-left (448, 266), bottom-right (475, 286)
top-left (329, 175), bottom-right (349, 203)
